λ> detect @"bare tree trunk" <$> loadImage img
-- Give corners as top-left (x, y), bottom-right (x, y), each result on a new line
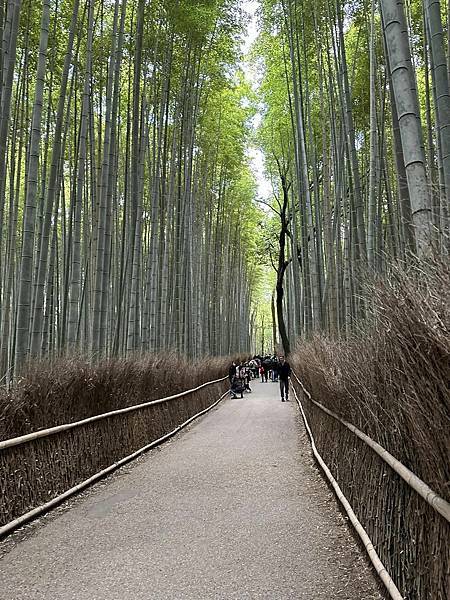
top-left (275, 157), bottom-right (292, 356)
top-left (271, 289), bottom-right (278, 352)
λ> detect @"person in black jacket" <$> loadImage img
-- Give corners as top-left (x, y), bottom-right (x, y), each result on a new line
top-left (277, 355), bottom-right (291, 401)
top-left (228, 362), bottom-right (237, 398)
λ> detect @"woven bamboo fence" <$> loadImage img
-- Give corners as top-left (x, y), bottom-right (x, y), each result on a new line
top-left (291, 375), bottom-right (450, 600)
top-left (0, 377), bottom-right (227, 532)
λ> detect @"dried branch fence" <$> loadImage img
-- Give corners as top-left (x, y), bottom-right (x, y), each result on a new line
top-left (0, 376), bottom-right (228, 536)
top-left (291, 373), bottom-right (450, 600)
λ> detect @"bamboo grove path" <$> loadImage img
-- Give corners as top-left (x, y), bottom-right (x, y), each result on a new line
top-left (0, 382), bottom-right (384, 600)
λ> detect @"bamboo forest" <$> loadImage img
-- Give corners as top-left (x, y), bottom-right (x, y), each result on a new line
top-left (0, 1), bottom-right (449, 599)
top-left (0, 0), bottom-right (448, 377)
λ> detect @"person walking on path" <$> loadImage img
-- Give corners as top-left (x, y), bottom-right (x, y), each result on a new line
top-left (278, 355), bottom-right (291, 402)
top-left (229, 361), bottom-right (238, 398)
top-left (271, 356), bottom-right (279, 382)
top-left (262, 357), bottom-right (270, 382)
top-left (228, 361), bottom-right (237, 382)
top-left (259, 364), bottom-right (265, 382)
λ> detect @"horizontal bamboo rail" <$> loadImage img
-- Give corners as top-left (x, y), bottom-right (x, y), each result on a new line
top-left (0, 388), bottom-right (229, 538)
top-left (291, 384), bottom-right (404, 600)
top-left (0, 375), bottom-right (228, 451)
top-left (292, 372), bottom-right (450, 523)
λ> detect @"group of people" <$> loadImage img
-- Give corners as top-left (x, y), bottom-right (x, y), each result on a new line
top-left (228, 361), bottom-right (253, 398)
top-left (229, 355), bottom-right (292, 402)
top-left (256, 355), bottom-right (280, 382)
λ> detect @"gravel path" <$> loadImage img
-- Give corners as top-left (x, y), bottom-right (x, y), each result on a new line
top-left (0, 380), bottom-right (384, 600)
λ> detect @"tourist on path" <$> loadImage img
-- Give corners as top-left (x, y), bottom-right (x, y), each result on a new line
top-left (278, 355), bottom-right (291, 402)
top-left (230, 375), bottom-right (244, 399)
top-left (228, 361), bottom-right (237, 382)
top-left (262, 357), bottom-right (270, 382)
top-left (259, 364), bottom-right (265, 382)
top-left (228, 361), bottom-right (238, 398)
top-left (271, 355), bottom-right (279, 382)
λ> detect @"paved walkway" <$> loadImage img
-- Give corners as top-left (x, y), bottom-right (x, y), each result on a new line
top-left (0, 381), bottom-right (384, 600)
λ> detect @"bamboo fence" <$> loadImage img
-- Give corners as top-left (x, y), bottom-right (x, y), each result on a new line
top-left (0, 376), bottom-right (228, 535)
top-left (291, 373), bottom-right (450, 600)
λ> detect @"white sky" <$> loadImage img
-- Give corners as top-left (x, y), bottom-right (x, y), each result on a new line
top-left (241, 0), bottom-right (259, 55)
top-left (240, 1), bottom-right (273, 202)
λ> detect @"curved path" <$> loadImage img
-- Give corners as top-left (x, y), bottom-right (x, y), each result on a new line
top-left (0, 380), bottom-right (384, 600)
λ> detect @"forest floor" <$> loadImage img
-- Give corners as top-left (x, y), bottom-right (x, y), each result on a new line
top-left (0, 381), bottom-right (385, 600)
